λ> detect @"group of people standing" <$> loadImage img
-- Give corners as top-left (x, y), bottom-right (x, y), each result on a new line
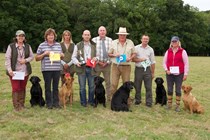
top-left (5, 26), bottom-right (189, 112)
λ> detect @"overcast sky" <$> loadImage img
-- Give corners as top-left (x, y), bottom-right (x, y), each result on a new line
top-left (183, 0), bottom-right (210, 11)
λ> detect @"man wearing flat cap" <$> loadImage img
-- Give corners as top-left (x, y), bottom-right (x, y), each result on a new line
top-left (108, 27), bottom-right (136, 100)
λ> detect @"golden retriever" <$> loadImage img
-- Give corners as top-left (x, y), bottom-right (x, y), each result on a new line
top-left (182, 85), bottom-right (204, 114)
top-left (59, 73), bottom-right (74, 109)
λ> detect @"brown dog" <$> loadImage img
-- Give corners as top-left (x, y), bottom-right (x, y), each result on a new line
top-left (59, 73), bottom-right (74, 109)
top-left (182, 85), bottom-right (204, 114)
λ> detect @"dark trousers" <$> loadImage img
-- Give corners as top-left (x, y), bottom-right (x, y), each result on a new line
top-left (166, 73), bottom-right (184, 96)
top-left (42, 71), bottom-right (60, 108)
top-left (134, 67), bottom-right (153, 105)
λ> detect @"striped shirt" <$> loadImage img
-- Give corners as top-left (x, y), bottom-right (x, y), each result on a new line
top-left (36, 41), bottom-right (62, 71)
top-left (92, 36), bottom-right (112, 61)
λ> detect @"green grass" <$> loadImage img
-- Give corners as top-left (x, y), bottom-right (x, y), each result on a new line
top-left (0, 53), bottom-right (210, 140)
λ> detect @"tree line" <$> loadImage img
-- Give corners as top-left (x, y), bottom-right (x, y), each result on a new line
top-left (0, 0), bottom-right (210, 56)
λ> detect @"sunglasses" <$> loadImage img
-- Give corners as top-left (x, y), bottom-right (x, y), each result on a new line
top-left (171, 41), bottom-right (178, 43)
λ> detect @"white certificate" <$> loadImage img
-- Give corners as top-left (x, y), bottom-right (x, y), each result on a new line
top-left (169, 66), bottom-right (180, 74)
top-left (12, 71), bottom-right (25, 80)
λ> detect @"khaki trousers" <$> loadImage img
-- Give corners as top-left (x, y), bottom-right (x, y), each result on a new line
top-left (110, 63), bottom-right (131, 96)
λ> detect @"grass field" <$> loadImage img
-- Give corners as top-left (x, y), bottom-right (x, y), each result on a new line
top-left (0, 53), bottom-right (210, 140)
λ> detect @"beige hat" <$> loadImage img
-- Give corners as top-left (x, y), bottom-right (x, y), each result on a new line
top-left (16, 30), bottom-right (25, 36)
top-left (116, 27), bottom-right (129, 35)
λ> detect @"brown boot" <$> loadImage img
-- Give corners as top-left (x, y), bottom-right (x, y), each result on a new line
top-left (12, 92), bottom-right (20, 111)
top-left (166, 95), bottom-right (173, 110)
top-left (175, 96), bottom-right (181, 112)
top-left (19, 90), bottom-right (26, 109)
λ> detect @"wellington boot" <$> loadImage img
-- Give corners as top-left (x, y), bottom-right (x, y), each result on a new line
top-left (19, 90), bottom-right (26, 109)
top-left (12, 92), bottom-right (20, 111)
top-left (166, 95), bottom-right (173, 110)
top-left (175, 96), bottom-right (181, 112)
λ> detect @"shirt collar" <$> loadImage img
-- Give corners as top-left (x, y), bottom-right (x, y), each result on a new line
top-left (117, 39), bottom-right (127, 45)
top-left (84, 41), bottom-right (90, 46)
top-left (140, 43), bottom-right (149, 48)
top-left (15, 43), bottom-right (25, 48)
top-left (100, 36), bottom-right (106, 40)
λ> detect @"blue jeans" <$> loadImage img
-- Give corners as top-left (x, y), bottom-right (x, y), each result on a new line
top-left (78, 67), bottom-right (95, 106)
top-left (42, 71), bottom-right (60, 108)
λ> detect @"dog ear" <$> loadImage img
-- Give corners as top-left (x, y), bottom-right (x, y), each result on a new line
top-left (189, 86), bottom-right (192, 91)
top-left (100, 77), bottom-right (104, 83)
top-left (30, 77), bottom-right (32, 82)
top-left (38, 77), bottom-right (41, 82)
top-left (161, 78), bottom-right (164, 83)
top-left (182, 85), bottom-right (185, 90)
top-left (123, 82), bottom-right (128, 88)
top-left (154, 78), bottom-right (157, 83)
top-left (94, 76), bottom-right (97, 82)
top-left (131, 81), bottom-right (135, 87)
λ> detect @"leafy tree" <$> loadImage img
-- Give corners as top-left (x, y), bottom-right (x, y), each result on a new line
top-left (0, 0), bottom-right (209, 55)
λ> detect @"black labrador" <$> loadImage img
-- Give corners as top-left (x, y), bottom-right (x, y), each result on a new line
top-left (29, 76), bottom-right (45, 107)
top-left (154, 77), bottom-right (167, 106)
top-left (94, 76), bottom-right (106, 107)
top-left (111, 81), bottom-right (134, 112)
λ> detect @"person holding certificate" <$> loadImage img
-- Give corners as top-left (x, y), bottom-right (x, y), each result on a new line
top-left (5, 30), bottom-right (34, 111)
top-left (132, 35), bottom-right (156, 107)
top-left (163, 36), bottom-right (189, 112)
top-left (35, 28), bottom-right (64, 109)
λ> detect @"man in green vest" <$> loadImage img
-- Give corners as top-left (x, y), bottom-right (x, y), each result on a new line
top-left (72, 30), bottom-right (97, 107)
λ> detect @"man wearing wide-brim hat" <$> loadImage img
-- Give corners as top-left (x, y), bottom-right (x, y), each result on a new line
top-left (108, 27), bottom-right (136, 99)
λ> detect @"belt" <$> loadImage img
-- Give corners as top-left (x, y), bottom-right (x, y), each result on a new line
top-left (113, 63), bottom-right (130, 66)
top-left (86, 66), bottom-right (91, 68)
top-left (136, 66), bottom-right (144, 68)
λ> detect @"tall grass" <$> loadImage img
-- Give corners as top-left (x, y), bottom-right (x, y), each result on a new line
top-left (0, 53), bottom-right (210, 140)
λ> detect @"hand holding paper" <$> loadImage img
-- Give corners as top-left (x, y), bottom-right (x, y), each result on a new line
top-left (49, 52), bottom-right (60, 65)
top-left (140, 59), bottom-right (151, 71)
top-left (116, 54), bottom-right (126, 64)
top-left (12, 71), bottom-right (25, 80)
top-left (169, 66), bottom-right (180, 74)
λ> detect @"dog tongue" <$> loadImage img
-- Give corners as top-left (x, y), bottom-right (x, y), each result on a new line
top-left (65, 73), bottom-right (71, 78)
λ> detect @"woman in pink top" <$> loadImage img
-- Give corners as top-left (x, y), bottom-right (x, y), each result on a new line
top-left (5, 30), bottom-right (34, 111)
top-left (163, 36), bottom-right (189, 112)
